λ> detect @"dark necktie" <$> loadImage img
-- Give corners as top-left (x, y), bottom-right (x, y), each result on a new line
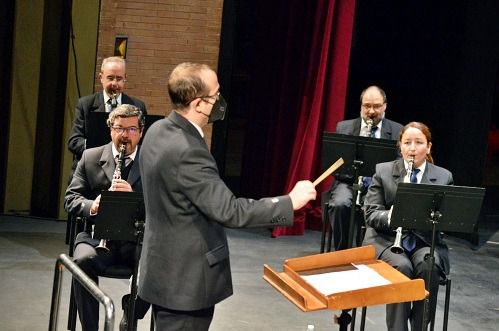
top-left (120, 159), bottom-right (133, 181)
top-left (107, 98), bottom-right (117, 112)
top-left (410, 168), bottom-right (420, 183)
top-left (402, 168), bottom-right (421, 253)
top-left (361, 126), bottom-right (378, 191)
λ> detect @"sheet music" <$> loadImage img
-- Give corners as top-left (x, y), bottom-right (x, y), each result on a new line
top-left (301, 264), bottom-right (390, 296)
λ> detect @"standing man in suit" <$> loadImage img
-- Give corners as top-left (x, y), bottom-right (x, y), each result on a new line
top-left (328, 85), bottom-right (403, 250)
top-left (363, 122), bottom-right (453, 331)
top-left (138, 62), bottom-right (317, 331)
top-left (68, 56), bottom-right (147, 168)
top-left (65, 104), bottom-right (149, 331)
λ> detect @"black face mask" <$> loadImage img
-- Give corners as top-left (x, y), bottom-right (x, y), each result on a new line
top-left (208, 94), bottom-right (228, 123)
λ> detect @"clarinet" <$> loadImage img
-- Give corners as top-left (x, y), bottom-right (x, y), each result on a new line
top-left (356, 119), bottom-right (375, 206)
top-left (96, 143), bottom-right (126, 253)
top-left (391, 156), bottom-right (415, 254)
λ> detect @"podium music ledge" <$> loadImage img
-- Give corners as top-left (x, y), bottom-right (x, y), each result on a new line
top-left (263, 245), bottom-right (426, 312)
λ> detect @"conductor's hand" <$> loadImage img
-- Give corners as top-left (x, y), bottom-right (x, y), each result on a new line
top-left (288, 180), bottom-right (317, 210)
top-left (110, 179), bottom-right (132, 192)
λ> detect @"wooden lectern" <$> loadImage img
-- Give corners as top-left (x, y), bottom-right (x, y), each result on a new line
top-left (264, 245), bottom-right (426, 327)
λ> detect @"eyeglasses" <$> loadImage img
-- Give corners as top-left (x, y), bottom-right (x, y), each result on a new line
top-left (200, 91), bottom-right (220, 105)
top-left (104, 75), bottom-right (125, 83)
top-left (362, 103), bottom-right (385, 110)
top-left (111, 126), bottom-right (140, 135)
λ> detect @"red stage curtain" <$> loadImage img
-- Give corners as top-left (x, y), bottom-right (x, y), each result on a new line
top-left (272, 0), bottom-right (356, 237)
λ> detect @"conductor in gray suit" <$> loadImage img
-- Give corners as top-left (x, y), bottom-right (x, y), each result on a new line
top-left (328, 86), bottom-right (403, 250)
top-left (363, 122), bottom-right (453, 331)
top-left (138, 62), bottom-right (317, 330)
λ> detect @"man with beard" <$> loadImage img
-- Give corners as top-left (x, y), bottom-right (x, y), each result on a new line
top-left (327, 85), bottom-right (403, 251)
top-left (65, 104), bottom-right (148, 331)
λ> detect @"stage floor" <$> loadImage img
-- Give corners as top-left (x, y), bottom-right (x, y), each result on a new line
top-left (1, 214), bottom-right (498, 330)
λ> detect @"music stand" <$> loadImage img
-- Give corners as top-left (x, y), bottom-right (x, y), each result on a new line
top-left (322, 132), bottom-right (398, 247)
top-left (391, 182), bottom-right (485, 330)
top-left (322, 132), bottom-right (398, 330)
top-left (94, 191), bottom-right (145, 330)
top-left (86, 112), bottom-right (164, 149)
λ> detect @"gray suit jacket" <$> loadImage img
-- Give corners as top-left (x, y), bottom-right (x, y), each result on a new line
top-left (336, 117), bottom-right (403, 140)
top-left (64, 142), bottom-right (142, 245)
top-left (363, 159), bottom-right (453, 273)
top-left (138, 111), bottom-right (293, 311)
top-left (332, 117), bottom-right (403, 183)
top-left (68, 92), bottom-right (147, 160)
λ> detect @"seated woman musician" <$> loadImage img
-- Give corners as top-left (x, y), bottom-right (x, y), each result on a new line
top-left (362, 121), bottom-right (453, 331)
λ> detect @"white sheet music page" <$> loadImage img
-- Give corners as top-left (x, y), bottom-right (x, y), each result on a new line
top-left (301, 264), bottom-right (390, 296)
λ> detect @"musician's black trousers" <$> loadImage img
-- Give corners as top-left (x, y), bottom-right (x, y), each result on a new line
top-left (73, 238), bottom-right (149, 331)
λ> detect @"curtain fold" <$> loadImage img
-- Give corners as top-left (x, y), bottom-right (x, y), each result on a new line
top-left (272, 0), bottom-right (356, 237)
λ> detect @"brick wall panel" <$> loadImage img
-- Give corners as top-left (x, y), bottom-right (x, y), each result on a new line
top-left (95, 0), bottom-right (223, 140)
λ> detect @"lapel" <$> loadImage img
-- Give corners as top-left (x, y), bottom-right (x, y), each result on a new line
top-left (121, 93), bottom-right (133, 105)
top-left (99, 142), bottom-right (116, 183)
top-left (169, 111), bottom-right (207, 147)
top-left (127, 147), bottom-right (141, 186)
top-left (91, 92), bottom-right (106, 112)
top-left (421, 162), bottom-right (438, 184)
top-left (352, 117), bottom-right (362, 136)
top-left (380, 119), bottom-right (394, 139)
top-left (391, 159), bottom-right (406, 184)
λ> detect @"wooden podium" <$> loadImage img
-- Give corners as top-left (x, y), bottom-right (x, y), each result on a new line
top-left (263, 245), bottom-right (426, 313)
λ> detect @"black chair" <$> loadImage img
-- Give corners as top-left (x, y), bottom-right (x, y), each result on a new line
top-left (354, 276), bottom-right (451, 331)
top-left (67, 216), bottom-right (154, 331)
top-left (431, 277), bottom-right (452, 331)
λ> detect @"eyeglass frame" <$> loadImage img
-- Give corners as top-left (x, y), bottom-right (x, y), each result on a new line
top-left (199, 91), bottom-right (220, 105)
top-left (111, 126), bottom-right (141, 135)
top-left (104, 75), bottom-right (126, 83)
top-left (361, 102), bottom-right (385, 110)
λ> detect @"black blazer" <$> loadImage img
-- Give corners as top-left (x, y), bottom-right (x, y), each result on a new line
top-left (138, 111), bottom-right (294, 311)
top-left (64, 142), bottom-right (142, 246)
top-left (68, 91), bottom-right (147, 160)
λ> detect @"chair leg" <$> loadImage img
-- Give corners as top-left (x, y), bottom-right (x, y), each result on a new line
top-left (360, 307), bottom-right (367, 331)
top-left (350, 308), bottom-right (357, 331)
top-left (150, 309), bottom-right (155, 331)
top-left (320, 203), bottom-right (328, 253)
top-left (443, 279), bottom-right (451, 331)
top-left (67, 282), bottom-right (77, 331)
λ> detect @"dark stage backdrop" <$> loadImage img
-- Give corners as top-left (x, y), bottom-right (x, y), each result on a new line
top-left (347, 1), bottom-right (499, 188)
top-left (216, 1), bottom-right (499, 236)
top-left (216, 0), bottom-right (357, 236)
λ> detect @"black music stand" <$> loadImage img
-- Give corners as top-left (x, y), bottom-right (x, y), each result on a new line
top-left (322, 132), bottom-right (398, 330)
top-left (87, 112), bottom-right (164, 149)
top-left (391, 182), bottom-right (485, 331)
top-left (322, 132), bottom-right (398, 248)
top-left (94, 191), bottom-right (145, 330)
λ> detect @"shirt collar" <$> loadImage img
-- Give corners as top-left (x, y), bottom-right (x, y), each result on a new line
top-left (112, 144), bottom-right (138, 161)
top-left (103, 91), bottom-right (122, 106)
top-left (188, 120), bottom-right (205, 138)
top-left (403, 159), bottom-right (427, 182)
top-left (361, 118), bottom-right (383, 131)
top-left (361, 118), bottom-right (383, 138)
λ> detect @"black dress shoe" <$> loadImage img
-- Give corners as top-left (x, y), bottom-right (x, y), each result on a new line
top-left (119, 294), bottom-right (130, 331)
